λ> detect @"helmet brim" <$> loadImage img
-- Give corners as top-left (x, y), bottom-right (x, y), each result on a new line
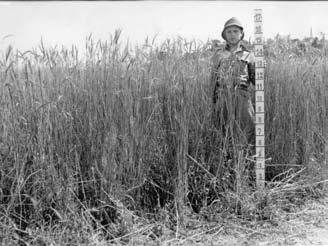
top-left (221, 26), bottom-right (244, 41)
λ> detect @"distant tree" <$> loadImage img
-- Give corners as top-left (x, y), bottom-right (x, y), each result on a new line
top-left (311, 37), bottom-right (323, 49)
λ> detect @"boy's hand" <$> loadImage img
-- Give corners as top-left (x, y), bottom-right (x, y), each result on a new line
top-left (239, 75), bottom-right (248, 86)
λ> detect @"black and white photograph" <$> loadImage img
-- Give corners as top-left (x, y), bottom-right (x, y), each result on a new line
top-left (0, 1), bottom-right (327, 245)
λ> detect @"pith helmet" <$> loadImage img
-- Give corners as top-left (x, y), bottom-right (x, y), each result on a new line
top-left (221, 17), bottom-right (244, 40)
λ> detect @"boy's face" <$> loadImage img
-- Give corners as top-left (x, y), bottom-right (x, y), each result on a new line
top-left (224, 26), bottom-right (243, 45)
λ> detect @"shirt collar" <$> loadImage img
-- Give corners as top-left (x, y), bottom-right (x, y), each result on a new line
top-left (225, 43), bottom-right (245, 54)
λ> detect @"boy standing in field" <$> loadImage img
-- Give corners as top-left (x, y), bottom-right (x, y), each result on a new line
top-left (211, 17), bottom-right (256, 149)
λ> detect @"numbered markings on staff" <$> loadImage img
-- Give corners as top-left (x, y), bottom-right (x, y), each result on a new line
top-left (256, 101), bottom-right (265, 113)
top-left (256, 59), bottom-right (265, 68)
top-left (256, 124), bottom-right (265, 136)
top-left (256, 147), bottom-right (265, 158)
top-left (255, 56), bottom-right (264, 62)
top-left (256, 113), bottom-right (265, 124)
top-left (254, 8), bottom-right (265, 189)
top-left (256, 80), bottom-right (264, 90)
top-left (254, 33), bottom-right (264, 41)
top-left (256, 91), bottom-right (264, 102)
top-left (256, 159), bottom-right (265, 169)
top-left (254, 10), bottom-right (262, 22)
top-left (257, 179), bottom-right (265, 188)
top-left (256, 169), bottom-right (265, 183)
top-left (255, 36), bottom-right (263, 45)
top-left (256, 135), bottom-right (265, 147)
top-left (256, 169), bottom-right (265, 178)
top-left (256, 68), bottom-right (264, 81)
top-left (255, 23), bottom-right (263, 35)
top-left (254, 44), bottom-right (264, 57)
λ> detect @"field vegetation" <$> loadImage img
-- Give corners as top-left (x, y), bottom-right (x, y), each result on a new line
top-left (0, 31), bottom-right (327, 245)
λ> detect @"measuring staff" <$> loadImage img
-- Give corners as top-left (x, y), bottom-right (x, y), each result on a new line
top-left (254, 9), bottom-right (265, 188)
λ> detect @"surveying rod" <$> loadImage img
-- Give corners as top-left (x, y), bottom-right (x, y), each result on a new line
top-left (254, 9), bottom-right (265, 188)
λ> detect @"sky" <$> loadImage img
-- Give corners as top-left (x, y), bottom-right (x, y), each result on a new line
top-left (0, 1), bottom-right (328, 53)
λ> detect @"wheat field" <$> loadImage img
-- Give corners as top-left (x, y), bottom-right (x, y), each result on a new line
top-left (0, 31), bottom-right (327, 245)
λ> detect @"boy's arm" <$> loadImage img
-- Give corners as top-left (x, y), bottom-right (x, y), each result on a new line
top-left (247, 52), bottom-right (256, 86)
